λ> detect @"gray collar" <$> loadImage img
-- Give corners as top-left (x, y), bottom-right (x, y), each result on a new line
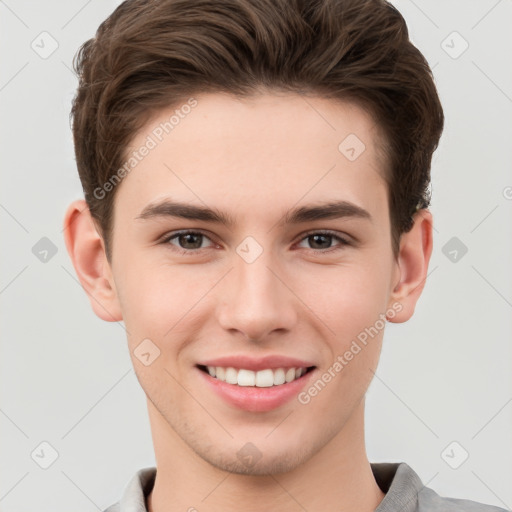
top-left (112, 462), bottom-right (424, 512)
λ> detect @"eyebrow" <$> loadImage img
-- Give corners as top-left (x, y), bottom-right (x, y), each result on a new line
top-left (135, 199), bottom-right (372, 227)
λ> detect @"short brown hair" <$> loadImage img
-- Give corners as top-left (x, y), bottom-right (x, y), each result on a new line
top-left (71, 0), bottom-right (444, 262)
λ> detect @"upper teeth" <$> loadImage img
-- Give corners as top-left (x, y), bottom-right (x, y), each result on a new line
top-left (206, 366), bottom-right (307, 387)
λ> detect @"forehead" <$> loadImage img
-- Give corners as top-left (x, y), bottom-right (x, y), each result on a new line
top-left (116, 92), bottom-right (389, 225)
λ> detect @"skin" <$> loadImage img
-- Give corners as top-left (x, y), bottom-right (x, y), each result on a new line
top-left (64, 92), bottom-right (432, 512)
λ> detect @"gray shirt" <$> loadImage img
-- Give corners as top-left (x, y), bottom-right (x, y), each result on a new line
top-left (104, 462), bottom-right (508, 512)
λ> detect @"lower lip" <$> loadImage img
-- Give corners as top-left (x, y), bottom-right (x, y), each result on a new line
top-left (196, 367), bottom-right (316, 412)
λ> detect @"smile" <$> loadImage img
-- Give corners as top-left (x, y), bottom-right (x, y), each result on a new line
top-left (198, 365), bottom-right (315, 387)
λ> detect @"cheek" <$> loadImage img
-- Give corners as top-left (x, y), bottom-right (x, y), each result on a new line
top-left (115, 258), bottom-right (216, 350)
top-left (302, 263), bottom-right (390, 397)
top-left (113, 258), bottom-right (173, 338)
top-left (299, 260), bottom-right (390, 338)
top-left (313, 292), bottom-right (386, 407)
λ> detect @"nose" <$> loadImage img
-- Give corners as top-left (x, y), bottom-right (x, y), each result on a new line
top-left (217, 248), bottom-right (298, 342)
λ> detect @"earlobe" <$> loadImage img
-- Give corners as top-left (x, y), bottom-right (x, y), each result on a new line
top-left (387, 209), bottom-right (433, 323)
top-left (63, 199), bottom-right (123, 322)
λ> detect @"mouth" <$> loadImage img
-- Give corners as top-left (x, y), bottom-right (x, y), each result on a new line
top-left (195, 354), bottom-right (318, 412)
top-left (196, 363), bottom-right (318, 412)
top-left (196, 364), bottom-right (316, 387)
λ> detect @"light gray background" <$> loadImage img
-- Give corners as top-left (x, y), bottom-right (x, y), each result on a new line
top-left (1, 1), bottom-right (511, 510)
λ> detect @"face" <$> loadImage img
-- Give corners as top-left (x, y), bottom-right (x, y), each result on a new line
top-left (107, 92), bottom-right (401, 475)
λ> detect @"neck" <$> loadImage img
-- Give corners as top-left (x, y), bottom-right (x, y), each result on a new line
top-left (146, 398), bottom-right (385, 512)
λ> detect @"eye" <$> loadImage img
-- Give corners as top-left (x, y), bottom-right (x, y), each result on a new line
top-left (296, 230), bottom-right (351, 252)
top-left (160, 229), bottom-right (352, 255)
top-left (161, 230), bottom-right (216, 254)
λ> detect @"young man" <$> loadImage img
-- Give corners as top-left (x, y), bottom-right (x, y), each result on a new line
top-left (63, 0), bottom-right (505, 511)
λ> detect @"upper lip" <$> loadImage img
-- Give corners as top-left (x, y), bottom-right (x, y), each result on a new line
top-left (198, 355), bottom-right (316, 372)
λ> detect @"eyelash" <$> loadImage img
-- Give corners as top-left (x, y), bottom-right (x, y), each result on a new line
top-left (160, 229), bottom-right (352, 255)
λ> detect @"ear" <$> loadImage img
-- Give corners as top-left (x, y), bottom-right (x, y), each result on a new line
top-left (62, 199), bottom-right (123, 322)
top-left (386, 208), bottom-right (433, 323)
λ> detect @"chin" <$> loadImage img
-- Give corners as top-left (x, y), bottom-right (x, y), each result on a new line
top-left (195, 442), bottom-right (312, 476)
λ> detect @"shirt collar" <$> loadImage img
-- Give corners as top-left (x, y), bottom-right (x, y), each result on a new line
top-left (372, 462), bottom-right (425, 512)
top-left (114, 461), bottom-right (424, 512)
